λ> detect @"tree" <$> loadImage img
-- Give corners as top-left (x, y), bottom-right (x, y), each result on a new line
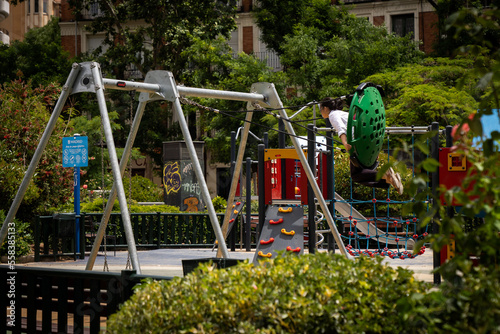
top-left (364, 57), bottom-right (479, 127)
top-left (69, 0), bottom-right (238, 80)
top-left (0, 18), bottom-right (72, 87)
top-left (426, 0), bottom-right (500, 57)
top-left (254, 0), bottom-right (424, 102)
top-left (180, 38), bottom-right (286, 163)
top-left (0, 80), bottom-right (74, 222)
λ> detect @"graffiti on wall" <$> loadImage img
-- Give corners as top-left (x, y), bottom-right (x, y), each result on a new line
top-left (183, 196), bottom-right (199, 212)
top-left (163, 160), bottom-right (203, 211)
top-left (163, 161), bottom-right (181, 195)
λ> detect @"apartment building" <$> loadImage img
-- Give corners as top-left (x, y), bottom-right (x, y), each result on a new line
top-left (58, 0), bottom-right (279, 72)
top-left (0, 0), bottom-right (61, 44)
top-left (0, 0), bottom-right (8, 44)
top-left (339, 0), bottom-right (438, 54)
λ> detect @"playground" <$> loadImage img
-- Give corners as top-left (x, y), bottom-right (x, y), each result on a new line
top-left (0, 61), bottom-right (490, 333)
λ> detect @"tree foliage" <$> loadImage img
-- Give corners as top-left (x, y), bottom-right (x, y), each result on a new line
top-left (0, 18), bottom-right (72, 87)
top-left (428, 0), bottom-right (500, 57)
top-left (254, 0), bottom-right (424, 102)
top-left (69, 0), bottom-right (238, 80)
top-left (0, 80), bottom-right (74, 222)
top-left (364, 57), bottom-right (479, 126)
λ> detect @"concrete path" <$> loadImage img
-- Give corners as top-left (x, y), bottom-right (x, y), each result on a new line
top-left (17, 247), bottom-right (437, 282)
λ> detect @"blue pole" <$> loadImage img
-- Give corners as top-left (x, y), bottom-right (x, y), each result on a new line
top-left (74, 166), bottom-right (80, 253)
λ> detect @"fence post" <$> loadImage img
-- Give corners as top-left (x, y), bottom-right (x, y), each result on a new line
top-left (246, 157), bottom-right (252, 251)
top-left (431, 122), bottom-right (441, 285)
top-left (121, 270), bottom-right (138, 302)
top-left (307, 124), bottom-right (316, 254)
top-left (326, 128), bottom-right (336, 252)
top-left (258, 144), bottom-right (265, 240)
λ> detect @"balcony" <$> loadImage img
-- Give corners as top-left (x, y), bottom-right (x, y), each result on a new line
top-left (234, 51), bottom-right (282, 71)
top-left (0, 28), bottom-right (8, 45)
top-left (0, 0), bottom-right (9, 21)
top-left (80, 2), bottom-right (103, 20)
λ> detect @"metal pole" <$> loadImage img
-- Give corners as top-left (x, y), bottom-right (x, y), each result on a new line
top-left (279, 119), bottom-right (287, 199)
top-left (217, 109), bottom-right (254, 257)
top-left (85, 100), bottom-right (148, 270)
top-left (245, 157), bottom-right (252, 251)
top-left (258, 144), bottom-right (266, 239)
top-left (0, 63), bottom-right (81, 247)
top-left (171, 95), bottom-right (230, 259)
top-left (91, 62), bottom-right (142, 273)
top-left (431, 122), bottom-right (441, 284)
top-left (74, 165), bottom-right (81, 254)
top-left (307, 124), bottom-right (316, 254)
top-left (326, 124), bottom-right (336, 252)
top-left (178, 86), bottom-right (265, 102)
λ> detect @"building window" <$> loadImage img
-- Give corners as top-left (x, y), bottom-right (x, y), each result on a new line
top-left (27, 0), bottom-right (30, 13)
top-left (34, 0), bottom-right (39, 13)
top-left (90, 2), bottom-right (100, 17)
top-left (392, 14), bottom-right (414, 37)
top-left (43, 0), bottom-right (48, 13)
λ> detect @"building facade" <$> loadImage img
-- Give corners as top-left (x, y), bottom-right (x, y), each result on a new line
top-left (0, 0), bottom-right (61, 44)
top-left (340, 0), bottom-right (438, 54)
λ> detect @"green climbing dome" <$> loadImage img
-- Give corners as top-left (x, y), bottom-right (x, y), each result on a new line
top-left (347, 83), bottom-right (386, 169)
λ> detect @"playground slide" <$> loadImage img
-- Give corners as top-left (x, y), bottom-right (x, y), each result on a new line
top-left (333, 193), bottom-right (415, 249)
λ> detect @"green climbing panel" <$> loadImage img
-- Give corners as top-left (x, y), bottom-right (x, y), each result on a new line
top-left (347, 84), bottom-right (386, 169)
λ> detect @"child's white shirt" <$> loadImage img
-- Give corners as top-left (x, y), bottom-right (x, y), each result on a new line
top-left (328, 109), bottom-right (349, 138)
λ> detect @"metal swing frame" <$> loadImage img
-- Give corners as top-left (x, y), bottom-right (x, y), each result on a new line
top-left (0, 62), bottom-right (348, 274)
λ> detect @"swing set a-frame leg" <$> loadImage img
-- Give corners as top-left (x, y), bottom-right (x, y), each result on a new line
top-left (85, 99), bottom-right (148, 271)
top-left (0, 64), bottom-right (81, 250)
top-left (90, 62), bottom-right (142, 273)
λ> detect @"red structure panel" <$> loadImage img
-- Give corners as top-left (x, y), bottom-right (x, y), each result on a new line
top-left (439, 147), bottom-right (475, 206)
top-left (299, 152), bottom-right (329, 205)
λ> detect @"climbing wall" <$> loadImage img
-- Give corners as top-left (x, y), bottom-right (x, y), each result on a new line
top-left (253, 205), bottom-right (304, 264)
top-left (225, 200), bottom-right (245, 235)
top-left (213, 201), bottom-right (245, 249)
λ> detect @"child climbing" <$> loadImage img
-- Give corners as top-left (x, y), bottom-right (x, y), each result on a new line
top-left (320, 97), bottom-right (404, 194)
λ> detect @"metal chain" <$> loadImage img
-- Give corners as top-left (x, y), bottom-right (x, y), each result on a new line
top-left (179, 96), bottom-right (220, 113)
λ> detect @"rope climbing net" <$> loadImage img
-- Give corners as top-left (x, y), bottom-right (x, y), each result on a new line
top-left (331, 126), bottom-right (433, 259)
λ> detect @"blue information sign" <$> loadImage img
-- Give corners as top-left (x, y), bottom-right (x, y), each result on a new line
top-left (62, 136), bottom-right (89, 167)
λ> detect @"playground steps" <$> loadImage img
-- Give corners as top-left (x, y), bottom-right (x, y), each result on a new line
top-left (252, 205), bottom-right (304, 264)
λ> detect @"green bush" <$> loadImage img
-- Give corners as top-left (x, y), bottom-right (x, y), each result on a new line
top-left (211, 196), bottom-right (227, 213)
top-left (107, 252), bottom-right (430, 333)
top-left (0, 210), bottom-right (33, 258)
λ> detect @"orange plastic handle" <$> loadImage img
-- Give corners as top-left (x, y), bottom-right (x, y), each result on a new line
top-left (269, 218), bottom-right (284, 225)
top-left (281, 228), bottom-right (295, 236)
top-left (260, 238), bottom-right (275, 245)
top-left (286, 246), bottom-right (301, 253)
top-left (258, 251), bottom-right (272, 258)
top-left (278, 207), bottom-right (293, 213)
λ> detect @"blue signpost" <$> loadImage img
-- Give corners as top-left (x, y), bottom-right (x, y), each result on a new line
top-left (62, 134), bottom-right (88, 253)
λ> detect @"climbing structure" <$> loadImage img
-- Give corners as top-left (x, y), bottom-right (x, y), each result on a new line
top-left (253, 205), bottom-right (304, 263)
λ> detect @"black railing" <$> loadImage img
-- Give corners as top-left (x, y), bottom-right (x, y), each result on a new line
top-left (0, 266), bottom-right (171, 333)
top-left (34, 213), bottom-right (254, 261)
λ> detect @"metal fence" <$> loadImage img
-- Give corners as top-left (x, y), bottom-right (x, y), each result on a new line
top-left (34, 212), bottom-right (249, 261)
top-left (0, 266), bottom-right (171, 333)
